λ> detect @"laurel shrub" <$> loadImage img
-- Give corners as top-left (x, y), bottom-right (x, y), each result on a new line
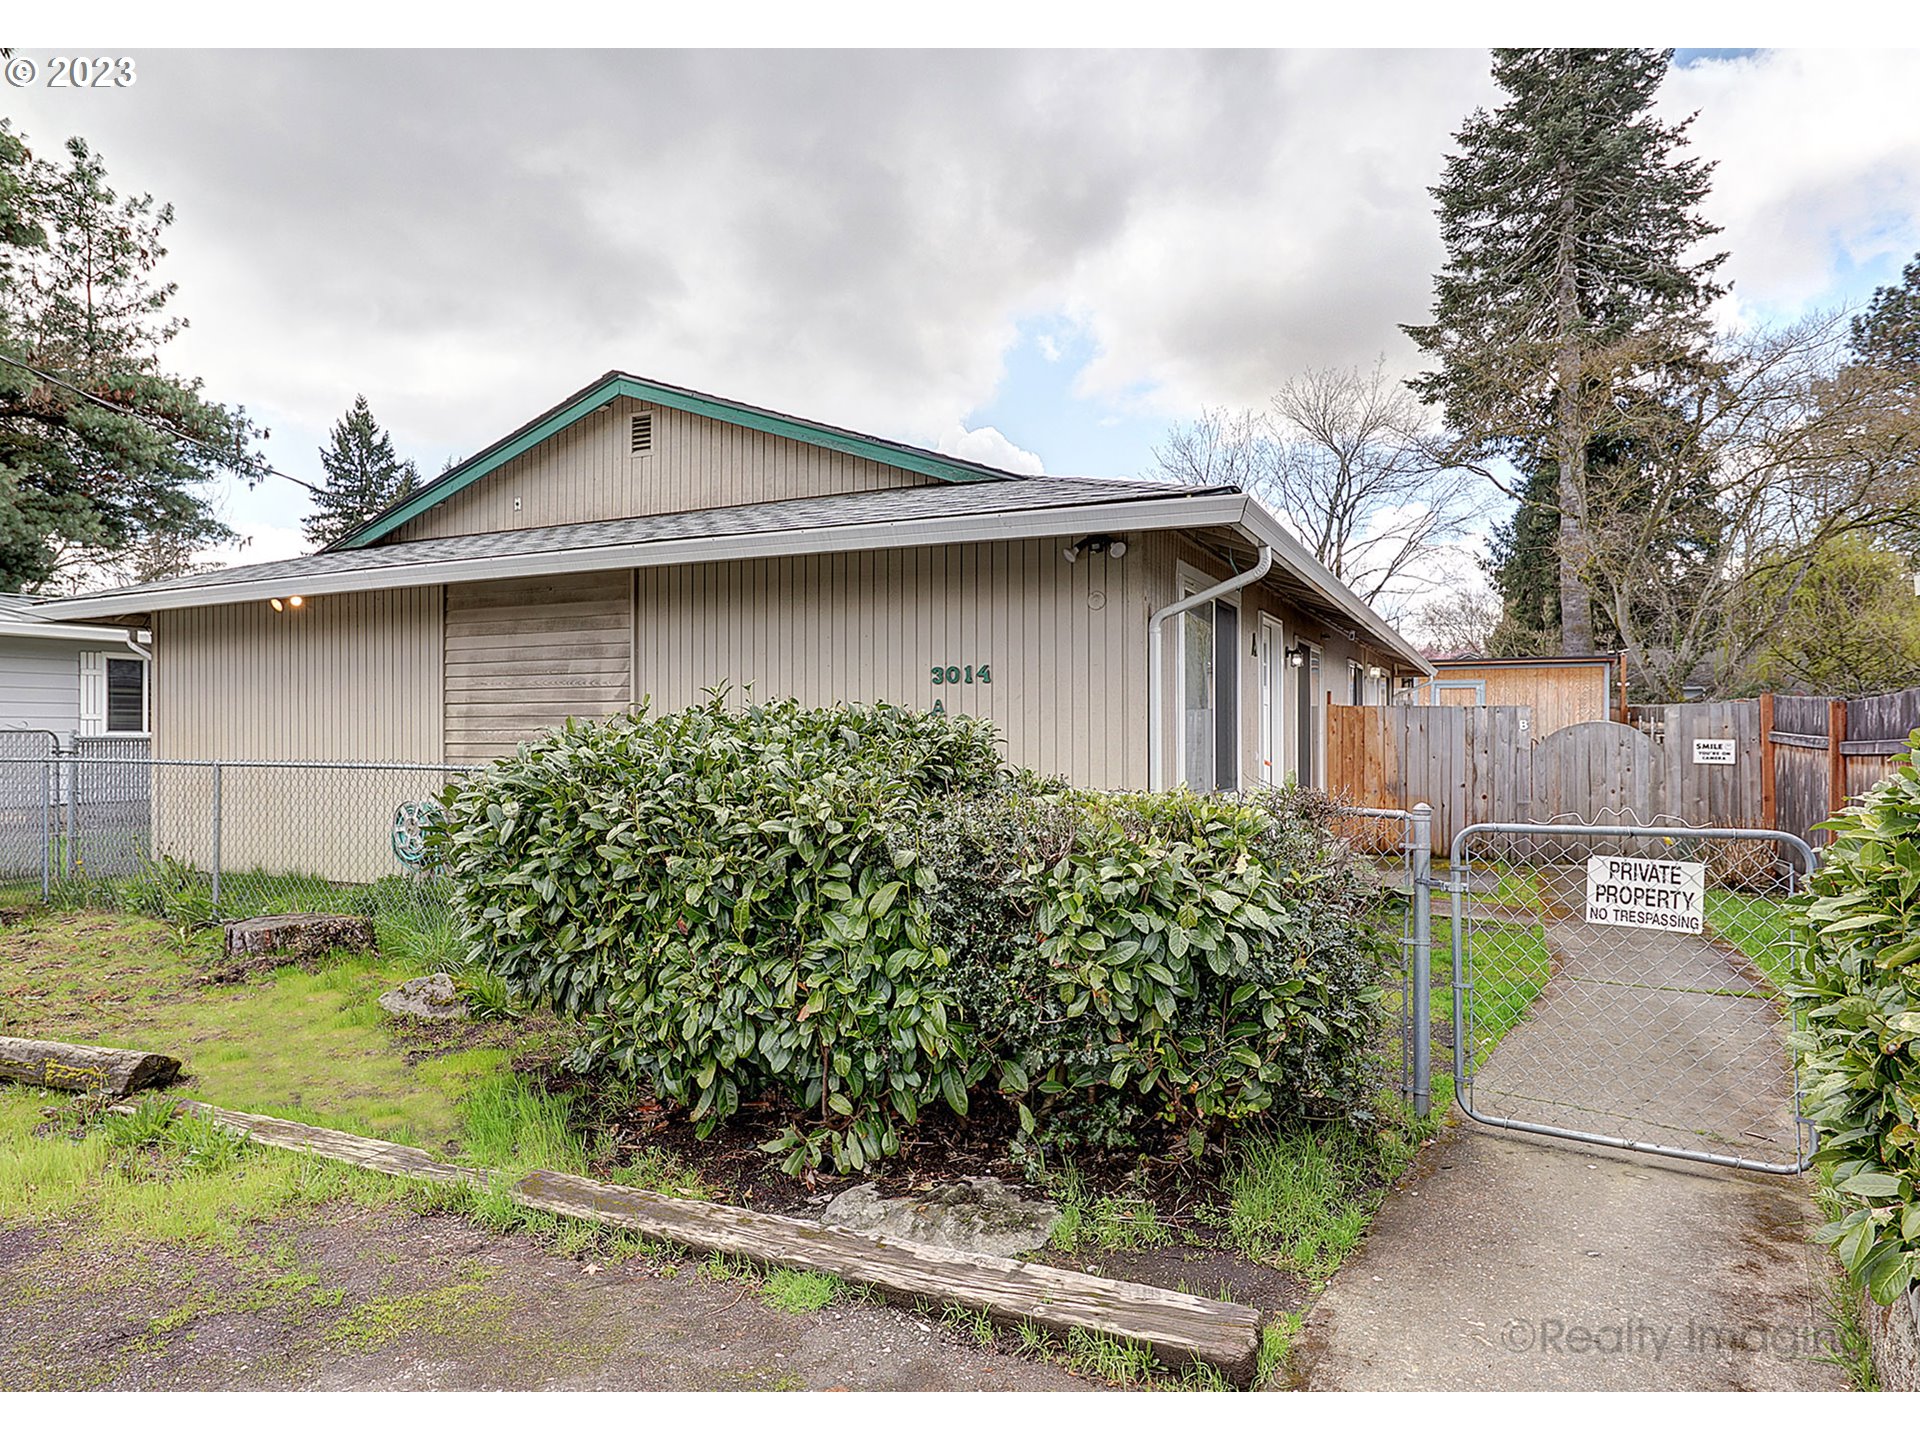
top-left (1791, 738), bottom-right (1920, 1303)
top-left (440, 697), bottom-right (1391, 1173)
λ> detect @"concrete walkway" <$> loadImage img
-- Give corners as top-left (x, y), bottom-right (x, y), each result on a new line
top-left (1294, 889), bottom-right (1848, 1390)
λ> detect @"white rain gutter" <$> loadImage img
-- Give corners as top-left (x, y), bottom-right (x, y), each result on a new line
top-left (1147, 542), bottom-right (1273, 793)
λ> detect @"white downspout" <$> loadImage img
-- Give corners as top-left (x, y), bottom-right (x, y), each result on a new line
top-left (122, 626), bottom-right (151, 662)
top-left (1147, 543), bottom-right (1273, 792)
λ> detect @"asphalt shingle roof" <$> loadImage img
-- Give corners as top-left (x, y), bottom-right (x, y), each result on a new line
top-left (67, 476), bottom-right (1229, 606)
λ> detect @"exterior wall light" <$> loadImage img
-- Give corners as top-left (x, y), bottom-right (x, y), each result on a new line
top-left (287, 595), bottom-right (304, 608)
top-left (269, 598), bottom-right (283, 612)
top-left (1286, 647), bottom-right (1305, 668)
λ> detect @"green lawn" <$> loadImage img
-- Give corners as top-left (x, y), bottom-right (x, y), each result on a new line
top-left (1704, 889), bottom-right (1798, 992)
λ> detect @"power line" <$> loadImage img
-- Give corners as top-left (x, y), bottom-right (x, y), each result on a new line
top-left (0, 348), bottom-right (337, 497)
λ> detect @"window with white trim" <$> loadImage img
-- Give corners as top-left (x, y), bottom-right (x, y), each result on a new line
top-left (79, 652), bottom-right (148, 735)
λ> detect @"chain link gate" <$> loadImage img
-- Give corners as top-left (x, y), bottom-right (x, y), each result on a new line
top-left (1445, 821), bottom-right (1817, 1174)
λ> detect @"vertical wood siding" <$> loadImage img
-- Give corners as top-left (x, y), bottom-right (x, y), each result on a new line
top-left (632, 540), bottom-right (1149, 790)
top-left (444, 572), bottom-right (633, 763)
top-left (1425, 662), bottom-right (1613, 732)
top-left (152, 588), bottom-right (444, 762)
top-left (391, 398), bottom-right (927, 542)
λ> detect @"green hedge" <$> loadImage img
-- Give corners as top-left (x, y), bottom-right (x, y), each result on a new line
top-left (440, 697), bottom-right (1392, 1173)
top-left (1791, 737), bottom-right (1920, 1303)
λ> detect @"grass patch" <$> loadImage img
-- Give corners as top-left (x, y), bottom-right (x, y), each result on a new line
top-left (1047, 1166), bottom-right (1171, 1252)
top-left (759, 1267), bottom-right (844, 1313)
top-left (459, 1071), bottom-right (586, 1175)
top-left (1255, 1311), bottom-right (1304, 1388)
top-left (0, 909), bottom-right (552, 1150)
top-left (1704, 890), bottom-right (1796, 992)
top-left (0, 1086), bottom-right (412, 1250)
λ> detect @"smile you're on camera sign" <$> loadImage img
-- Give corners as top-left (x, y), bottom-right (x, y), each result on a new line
top-left (1584, 854), bottom-right (1706, 934)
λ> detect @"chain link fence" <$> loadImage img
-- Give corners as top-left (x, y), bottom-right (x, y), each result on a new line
top-left (1330, 803), bottom-right (1432, 1116)
top-left (0, 754), bottom-right (471, 926)
top-left (1447, 821), bottom-right (1816, 1173)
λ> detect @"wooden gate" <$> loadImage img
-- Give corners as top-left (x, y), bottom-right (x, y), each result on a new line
top-left (1328, 701), bottom-right (1764, 854)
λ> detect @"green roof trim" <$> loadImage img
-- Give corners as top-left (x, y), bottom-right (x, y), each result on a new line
top-left (334, 372), bottom-right (1023, 550)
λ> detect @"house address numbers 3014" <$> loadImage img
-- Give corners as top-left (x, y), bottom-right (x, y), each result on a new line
top-left (929, 661), bottom-right (990, 713)
top-left (929, 664), bottom-right (992, 685)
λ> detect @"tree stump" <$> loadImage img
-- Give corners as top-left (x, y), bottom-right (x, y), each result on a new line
top-left (211, 913), bottom-right (379, 981)
top-left (0, 1036), bottom-right (181, 1097)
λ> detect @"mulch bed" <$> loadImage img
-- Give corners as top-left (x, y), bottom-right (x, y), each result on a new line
top-left (534, 1061), bottom-right (1318, 1318)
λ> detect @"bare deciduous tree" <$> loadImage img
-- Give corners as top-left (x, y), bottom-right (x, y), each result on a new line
top-left (1413, 588), bottom-right (1504, 654)
top-left (1150, 361), bottom-right (1484, 615)
top-left (1584, 313), bottom-right (1920, 698)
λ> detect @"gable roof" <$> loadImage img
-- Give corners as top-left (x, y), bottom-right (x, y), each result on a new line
top-left (33, 474), bottom-right (1434, 675)
top-left (334, 371), bottom-right (1036, 550)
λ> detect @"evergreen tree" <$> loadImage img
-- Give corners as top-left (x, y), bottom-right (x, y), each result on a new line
top-left (1852, 252), bottom-right (1920, 382)
top-left (1405, 49), bottom-right (1726, 654)
top-left (1484, 457), bottom-right (1563, 654)
top-left (0, 122), bottom-right (257, 591)
top-left (303, 395), bottom-right (420, 549)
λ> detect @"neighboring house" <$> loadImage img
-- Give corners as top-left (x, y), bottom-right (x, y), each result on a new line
top-left (0, 593), bottom-right (150, 748)
top-left (37, 372), bottom-right (1430, 794)
top-left (1409, 652), bottom-right (1626, 734)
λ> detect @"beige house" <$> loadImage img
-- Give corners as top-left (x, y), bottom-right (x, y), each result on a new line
top-left (40, 372), bottom-right (1430, 797)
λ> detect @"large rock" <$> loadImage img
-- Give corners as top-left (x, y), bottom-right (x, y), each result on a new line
top-left (822, 1176), bottom-right (1062, 1259)
top-left (378, 973), bottom-right (468, 1024)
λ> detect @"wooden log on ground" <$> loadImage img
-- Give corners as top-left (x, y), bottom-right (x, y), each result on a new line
top-left (162, 1099), bottom-right (493, 1189)
top-left (517, 1168), bottom-right (1263, 1380)
top-left (0, 1036), bottom-right (181, 1097)
top-left (136, 1098), bottom-right (1261, 1381)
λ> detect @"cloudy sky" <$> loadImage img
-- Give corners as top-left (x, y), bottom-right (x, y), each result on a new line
top-left (7, 46), bottom-right (1920, 606)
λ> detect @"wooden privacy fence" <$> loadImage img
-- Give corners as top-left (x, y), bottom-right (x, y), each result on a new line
top-left (1768, 688), bottom-right (1920, 847)
top-left (1328, 701), bottom-right (1765, 854)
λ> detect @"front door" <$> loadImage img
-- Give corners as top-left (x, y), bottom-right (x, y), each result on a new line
top-left (1259, 616), bottom-right (1285, 787)
top-left (1292, 641), bottom-right (1321, 788)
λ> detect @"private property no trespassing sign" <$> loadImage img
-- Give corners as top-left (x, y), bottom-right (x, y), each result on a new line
top-left (1584, 854), bottom-right (1706, 934)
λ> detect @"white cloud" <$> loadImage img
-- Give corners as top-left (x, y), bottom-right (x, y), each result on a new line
top-left (6, 46), bottom-right (1916, 560)
top-left (1662, 51), bottom-right (1920, 326)
top-left (935, 424), bottom-right (1045, 475)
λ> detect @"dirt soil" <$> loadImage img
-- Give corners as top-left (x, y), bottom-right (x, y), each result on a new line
top-left (1, 1206), bottom-right (1096, 1392)
top-left (578, 1079), bottom-right (1312, 1316)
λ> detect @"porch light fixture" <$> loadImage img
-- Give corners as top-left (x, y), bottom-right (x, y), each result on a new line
top-left (1367, 665), bottom-right (1385, 679)
top-left (269, 598), bottom-right (283, 612)
top-left (1286, 646), bottom-right (1305, 668)
top-left (1062, 534), bottom-right (1128, 564)
top-left (268, 595), bottom-right (305, 613)
top-left (287, 595), bottom-right (304, 608)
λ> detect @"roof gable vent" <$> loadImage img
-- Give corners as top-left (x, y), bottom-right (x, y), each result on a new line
top-left (629, 411), bottom-right (654, 456)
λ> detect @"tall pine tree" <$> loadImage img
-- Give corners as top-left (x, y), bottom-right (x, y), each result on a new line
top-left (303, 395), bottom-right (419, 549)
top-left (0, 123), bottom-right (258, 590)
top-left (1405, 49), bottom-right (1726, 654)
